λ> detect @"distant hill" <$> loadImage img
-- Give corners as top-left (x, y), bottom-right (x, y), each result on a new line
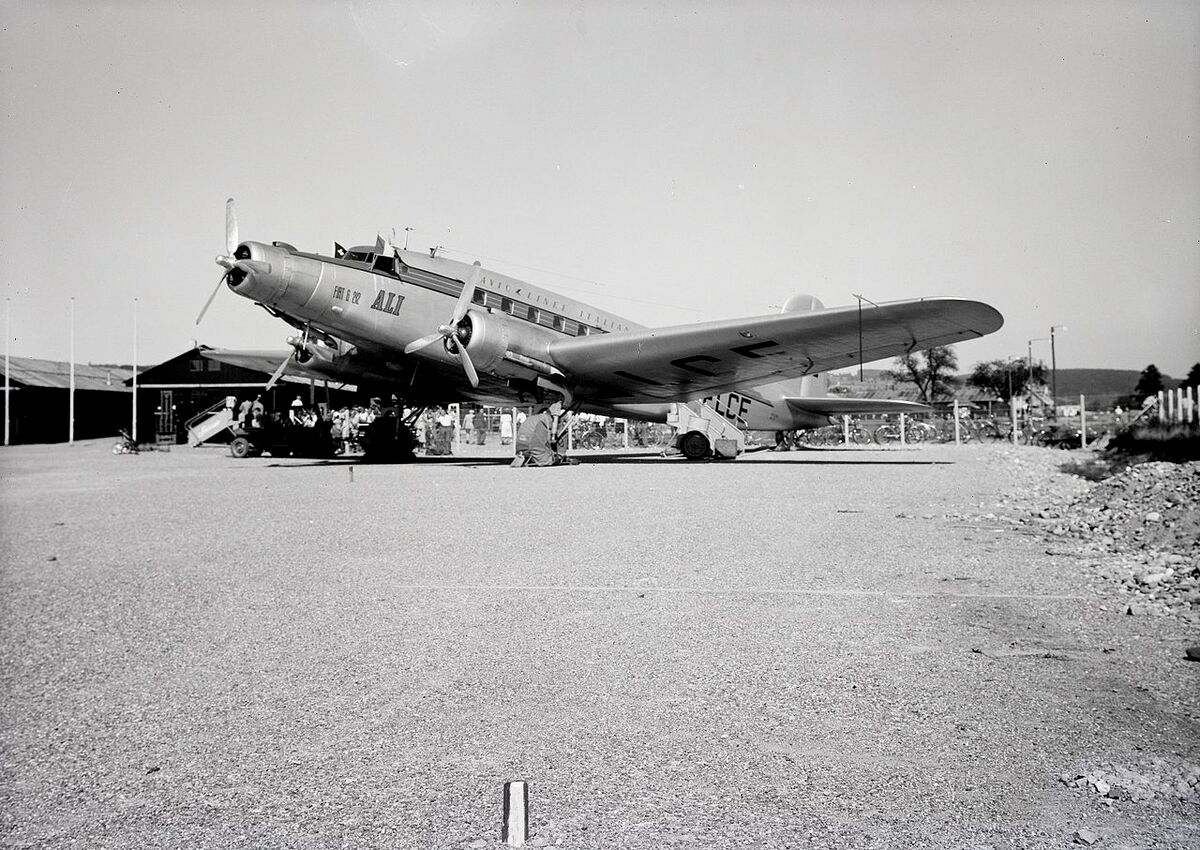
top-left (1054, 369), bottom-right (1178, 399)
top-left (828, 366), bottom-right (1182, 406)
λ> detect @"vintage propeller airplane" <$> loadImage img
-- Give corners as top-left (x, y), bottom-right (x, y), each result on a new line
top-left (198, 200), bottom-right (1003, 459)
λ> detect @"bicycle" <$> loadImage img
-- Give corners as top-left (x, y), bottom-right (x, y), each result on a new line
top-left (873, 418), bottom-right (927, 445)
top-left (112, 429), bottom-right (140, 454)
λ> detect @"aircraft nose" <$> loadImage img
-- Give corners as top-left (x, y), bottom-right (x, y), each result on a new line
top-left (221, 241), bottom-right (285, 303)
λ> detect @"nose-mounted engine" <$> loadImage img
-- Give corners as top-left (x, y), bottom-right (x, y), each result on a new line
top-left (224, 244), bottom-right (253, 289)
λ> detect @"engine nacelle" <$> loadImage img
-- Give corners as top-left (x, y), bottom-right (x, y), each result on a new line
top-left (456, 310), bottom-right (510, 374)
top-left (458, 309), bottom-right (563, 383)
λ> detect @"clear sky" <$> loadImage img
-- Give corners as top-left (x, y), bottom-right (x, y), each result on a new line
top-left (2, 0), bottom-right (1198, 378)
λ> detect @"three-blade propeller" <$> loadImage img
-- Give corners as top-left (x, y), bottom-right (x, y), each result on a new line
top-left (197, 198), bottom-right (240, 325)
top-left (265, 333), bottom-right (311, 391)
top-left (403, 263), bottom-right (483, 387)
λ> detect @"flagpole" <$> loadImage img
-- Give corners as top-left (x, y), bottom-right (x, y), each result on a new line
top-left (132, 297), bottom-right (138, 443)
top-left (4, 298), bottom-right (10, 446)
top-left (69, 297), bottom-right (75, 445)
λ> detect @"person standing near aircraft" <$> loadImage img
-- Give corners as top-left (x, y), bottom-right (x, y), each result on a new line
top-left (473, 407), bottom-right (488, 445)
top-left (250, 395), bottom-right (265, 428)
top-left (499, 411), bottom-right (513, 445)
top-left (236, 397), bottom-right (251, 428)
top-left (433, 406), bottom-right (454, 455)
top-left (462, 408), bottom-right (476, 445)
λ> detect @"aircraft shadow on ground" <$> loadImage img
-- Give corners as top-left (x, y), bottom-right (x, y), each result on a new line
top-left (264, 450), bottom-right (952, 469)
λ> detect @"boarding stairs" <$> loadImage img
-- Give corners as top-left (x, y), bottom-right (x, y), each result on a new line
top-left (667, 401), bottom-right (746, 459)
top-left (185, 400), bottom-right (236, 447)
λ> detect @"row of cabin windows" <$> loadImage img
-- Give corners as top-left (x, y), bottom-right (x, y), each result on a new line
top-left (343, 250), bottom-right (609, 336)
top-left (471, 288), bottom-right (599, 337)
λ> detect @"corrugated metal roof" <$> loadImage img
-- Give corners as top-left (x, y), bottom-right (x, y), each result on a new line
top-left (3, 357), bottom-right (134, 392)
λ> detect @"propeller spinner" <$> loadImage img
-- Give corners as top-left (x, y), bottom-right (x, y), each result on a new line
top-left (403, 263), bottom-right (483, 387)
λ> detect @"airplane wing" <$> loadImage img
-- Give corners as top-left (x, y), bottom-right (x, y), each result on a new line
top-left (783, 397), bottom-right (929, 416)
top-left (547, 298), bottom-right (1003, 402)
top-left (199, 348), bottom-right (339, 387)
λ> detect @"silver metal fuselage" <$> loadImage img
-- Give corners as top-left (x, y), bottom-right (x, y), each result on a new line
top-left (227, 241), bottom-right (827, 431)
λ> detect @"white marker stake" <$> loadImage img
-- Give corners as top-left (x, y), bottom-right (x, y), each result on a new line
top-left (953, 400), bottom-right (961, 446)
top-left (502, 780), bottom-right (529, 847)
top-left (899, 412), bottom-right (906, 446)
top-left (1011, 398), bottom-right (1019, 446)
top-left (842, 414), bottom-right (850, 445)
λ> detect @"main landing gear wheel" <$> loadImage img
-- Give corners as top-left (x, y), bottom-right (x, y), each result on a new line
top-left (230, 437), bottom-right (252, 458)
top-left (360, 415), bottom-right (417, 463)
top-left (678, 431), bottom-right (711, 461)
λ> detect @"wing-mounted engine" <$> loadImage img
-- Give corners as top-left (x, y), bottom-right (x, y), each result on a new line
top-left (449, 309), bottom-right (508, 375)
top-left (405, 263), bottom-right (562, 388)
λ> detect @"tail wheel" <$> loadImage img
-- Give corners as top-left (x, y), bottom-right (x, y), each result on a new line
top-left (678, 431), bottom-right (711, 460)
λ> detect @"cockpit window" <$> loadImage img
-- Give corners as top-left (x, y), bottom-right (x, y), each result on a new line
top-left (345, 250), bottom-right (371, 262)
top-left (373, 254), bottom-right (396, 274)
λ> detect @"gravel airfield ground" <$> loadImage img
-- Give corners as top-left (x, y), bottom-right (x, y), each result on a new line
top-left (1, 439), bottom-right (1197, 849)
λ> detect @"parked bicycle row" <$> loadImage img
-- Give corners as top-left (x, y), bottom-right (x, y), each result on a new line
top-left (773, 414), bottom-right (1100, 449)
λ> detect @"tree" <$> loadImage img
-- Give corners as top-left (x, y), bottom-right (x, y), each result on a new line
top-left (968, 359), bottom-right (1045, 403)
top-left (888, 345), bottom-right (959, 403)
top-left (1133, 364), bottom-right (1165, 400)
top-left (1182, 363), bottom-right (1200, 391)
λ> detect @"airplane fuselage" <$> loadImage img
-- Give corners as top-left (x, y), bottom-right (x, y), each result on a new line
top-left (225, 241), bottom-right (896, 432)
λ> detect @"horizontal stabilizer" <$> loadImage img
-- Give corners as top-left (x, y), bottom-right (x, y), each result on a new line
top-left (783, 397), bottom-right (929, 416)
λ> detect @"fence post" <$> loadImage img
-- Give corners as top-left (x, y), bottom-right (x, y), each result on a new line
top-left (1080, 394), bottom-right (1087, 449)
top-left (899, 412), bottom-right (907, 446)
top-left (953, 400), bottom-right (961, 446)
top-left (842, 414), bottom-right (850, 445)
top-left (1011, 398), bottom-right (1019, 446)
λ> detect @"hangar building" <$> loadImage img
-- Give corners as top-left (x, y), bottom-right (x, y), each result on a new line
top-left (127, 346), bottom-right (358, 445)
top-left (1, 357), bottom-right (133, 445)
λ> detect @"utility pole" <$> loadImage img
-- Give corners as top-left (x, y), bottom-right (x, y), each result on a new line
top-left (69, 297), bottom-right (75, 445)
top-left (1050, 325), bottom-right (1067, 419)
top-left (132, 297), bottom-right (138, 443)
top-left (851, 293), bottom-right (878, 382)
top-left (1027, 337), bottom-right (1048, 417)
top-left (4, 298), bottom-right (9, 446)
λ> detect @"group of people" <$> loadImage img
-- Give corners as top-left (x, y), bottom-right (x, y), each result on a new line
top-left (229, 394), bottom-right (577, 466)
top-left (412, 406), bottom-right (524, 455)
top-left (231, 394), bottom-right (381, 456)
